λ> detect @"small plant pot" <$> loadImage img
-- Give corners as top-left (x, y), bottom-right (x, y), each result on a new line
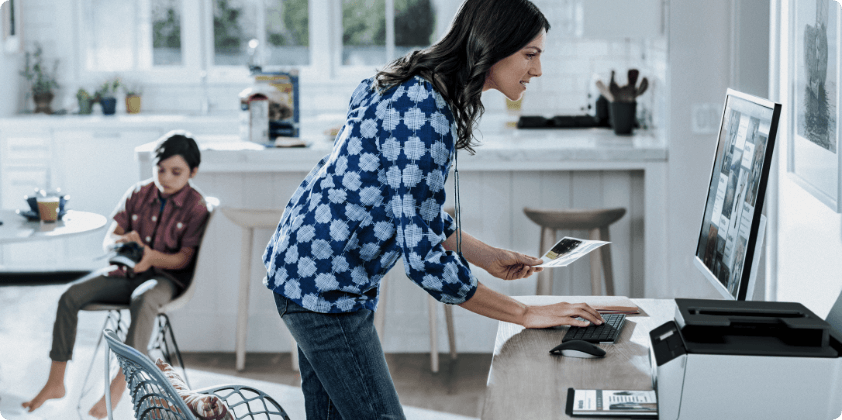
top-left (33, 92), bottom-right (54, 114)
top-left (609, 101), bottom-right (637, 135)
top-left (125, 95), bottom-right (142, 114)
top-left (78, 98), bottom-right (93, 115)
top-left (100, 97), bottom-right (118, 115)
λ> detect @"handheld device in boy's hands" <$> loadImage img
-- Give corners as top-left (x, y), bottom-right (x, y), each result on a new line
top-left (536, 236), bottom-right (609, 268)
top-left (108, 242), bottom-right (145, 270)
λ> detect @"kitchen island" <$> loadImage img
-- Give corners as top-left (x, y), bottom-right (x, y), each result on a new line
top-left (135, 127), bottom-right (667, 355)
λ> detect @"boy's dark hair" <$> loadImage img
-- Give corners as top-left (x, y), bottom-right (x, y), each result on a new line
top-left (154, 130), bottom-right (201, 170)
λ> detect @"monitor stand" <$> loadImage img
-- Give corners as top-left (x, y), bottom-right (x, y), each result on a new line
top-left (744, 214), bottom-right (766, 301)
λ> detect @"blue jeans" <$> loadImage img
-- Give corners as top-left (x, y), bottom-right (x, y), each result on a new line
top-left (274, 292), bottom-right (406, 420)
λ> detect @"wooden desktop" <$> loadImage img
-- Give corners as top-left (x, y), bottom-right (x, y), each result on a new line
top-left (482, 295), bottom-right (676, 420)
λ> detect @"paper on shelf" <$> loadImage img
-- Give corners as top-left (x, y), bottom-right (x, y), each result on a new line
top-left (536, 236), bottom-right (609, 268)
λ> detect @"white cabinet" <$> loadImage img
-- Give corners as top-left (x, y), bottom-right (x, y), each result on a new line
top-left (0, 132), bottom-right (52, 209)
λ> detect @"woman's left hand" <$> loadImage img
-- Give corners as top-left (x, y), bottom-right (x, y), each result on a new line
top-left (484, 249), bottom-right (544, 280)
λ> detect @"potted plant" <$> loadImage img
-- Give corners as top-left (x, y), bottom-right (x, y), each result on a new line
top-left (95, 77), bottom-right (121, 115)
top-left (20, 43), bottom-right (60, 114)
top-left (76, 88), bottom-right (93, 115)
top-left (123, 84), bottom-right (143, 114)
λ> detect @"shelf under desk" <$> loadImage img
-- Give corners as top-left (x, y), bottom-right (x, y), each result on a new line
top-left (482, 296), bottom-right (676, 420)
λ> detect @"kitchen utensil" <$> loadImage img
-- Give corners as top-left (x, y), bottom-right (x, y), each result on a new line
top-left (609, 70), bottom-right (620, 99)
top-left (627, 69), bottom-right (639, 90)
top-left (636, 77), bottom-right (649, 97)
top-left (595, 80), bottom-right (615, 102)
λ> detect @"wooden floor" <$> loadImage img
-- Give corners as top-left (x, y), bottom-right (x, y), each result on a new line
top-left (180, 351), bottom-right (492, 418)
top-left (0, 283), bottom-right (491, 419)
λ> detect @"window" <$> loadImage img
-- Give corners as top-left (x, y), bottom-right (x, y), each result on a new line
top-left (77, 0), bottom-right (445, 84)
top-left (342, 0), bottom-right (436, 66)
top-left (212, 0), bottom-right (309, 66)
top-left (152, 0), bottom-right (184, 65)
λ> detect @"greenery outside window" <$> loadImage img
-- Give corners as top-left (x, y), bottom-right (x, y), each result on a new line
top-left (213, 0), bottom-right (309, 67)
top-left (342, 0), bottom-right (435, 66)
top-left (152, 0), bottom-right (184, 65)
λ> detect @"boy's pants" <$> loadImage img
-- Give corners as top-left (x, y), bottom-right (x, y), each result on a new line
top-left (49, 270), bottom-right (175, 362)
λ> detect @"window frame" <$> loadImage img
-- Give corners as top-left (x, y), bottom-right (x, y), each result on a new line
top-left (74, 0), bottom-right (445, 88)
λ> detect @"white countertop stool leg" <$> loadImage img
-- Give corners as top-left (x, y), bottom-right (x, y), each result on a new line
top-left (523, 207), bottom-right (626, 296)
top-left (220, 207), bottom-right (298, 372)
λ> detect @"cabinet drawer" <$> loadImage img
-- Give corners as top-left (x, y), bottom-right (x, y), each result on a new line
top-left (3, 135), bottom-right (51, 161)
top-left (1, 166), bottom-right (50, 209)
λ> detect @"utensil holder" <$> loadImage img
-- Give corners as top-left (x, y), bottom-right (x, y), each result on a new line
top-left (609, 101), bottom-right (637, 135)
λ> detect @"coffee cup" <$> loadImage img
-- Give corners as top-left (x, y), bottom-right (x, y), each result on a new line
top-left (36, 196), bottom-right (61, 222)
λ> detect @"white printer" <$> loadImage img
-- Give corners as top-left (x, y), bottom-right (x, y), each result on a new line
top-left (649, 298), bottom-right (842, 420)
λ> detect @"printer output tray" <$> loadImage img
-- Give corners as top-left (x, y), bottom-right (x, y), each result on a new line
top-left (673, 298), bottom-right (840, 358)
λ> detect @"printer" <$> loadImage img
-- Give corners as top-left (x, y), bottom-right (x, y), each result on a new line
top-left (649, 298), bottom-right (842, 420)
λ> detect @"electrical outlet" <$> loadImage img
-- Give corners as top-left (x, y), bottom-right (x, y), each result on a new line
top-left (691, 103), bottom-right (722, 134)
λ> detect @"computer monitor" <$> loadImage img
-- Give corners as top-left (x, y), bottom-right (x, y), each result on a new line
top-left (693, 89), bottom-right (782, 301)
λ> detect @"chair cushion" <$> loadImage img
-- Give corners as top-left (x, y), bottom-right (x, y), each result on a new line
top-left (156, 359), bottom-right (234, 420)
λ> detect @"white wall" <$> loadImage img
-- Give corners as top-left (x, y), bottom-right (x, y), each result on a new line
top-left (772, 0), bottom-right (842, 318)
top-left (0, 53), bottom-right (19, 117)
top-left (665, 1), bottom-right (735, 299)
top-left (663, 0), bottom-right (771, 300)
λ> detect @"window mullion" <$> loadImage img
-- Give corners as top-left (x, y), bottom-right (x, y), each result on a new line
top-left (385, 0), bottom-right (394, 62)
top-left (182, 0), bottom-right (204, 79)
top-left (256, 0), bottom-right (267, 65)
top-left (309, 0), bottom-right (339, 79)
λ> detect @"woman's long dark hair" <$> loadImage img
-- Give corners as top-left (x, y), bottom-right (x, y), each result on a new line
top-left (375, 0), bottom-right (550, 154)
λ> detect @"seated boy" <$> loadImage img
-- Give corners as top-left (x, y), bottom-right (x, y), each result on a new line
top-left (22, 131), bottom-right (210, 418)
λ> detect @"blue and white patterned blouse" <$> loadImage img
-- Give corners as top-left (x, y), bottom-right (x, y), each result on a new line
top-left (262, 76), bottom-right (478, 313)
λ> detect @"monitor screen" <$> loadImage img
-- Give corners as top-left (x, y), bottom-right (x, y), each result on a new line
top-left (694, 89), bottom-right (781, 300)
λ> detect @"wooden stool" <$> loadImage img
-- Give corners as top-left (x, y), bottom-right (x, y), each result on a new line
top-left (221, 207), bottom-right (298, 372)
top-left (523, 207), bottom-right (626, 296)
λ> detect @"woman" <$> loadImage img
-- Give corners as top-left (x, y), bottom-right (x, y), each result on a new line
top-left (262, 0), bottom-right (605, 418)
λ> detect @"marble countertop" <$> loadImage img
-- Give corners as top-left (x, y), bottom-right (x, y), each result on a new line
top-left (135, 126), bottom-right (667, 173)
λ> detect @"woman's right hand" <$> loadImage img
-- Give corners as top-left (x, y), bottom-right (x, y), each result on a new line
top-left (520, 302), bottom-right (604, 329)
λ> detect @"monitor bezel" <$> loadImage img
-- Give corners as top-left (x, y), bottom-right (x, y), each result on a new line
top-left (693, 89), bottom-right (782, 301)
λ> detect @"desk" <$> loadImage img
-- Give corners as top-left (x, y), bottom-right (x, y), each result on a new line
top-left (0, 210), bottom-right (107, 244)
top-left (482, 295), bottom-right (675, 420)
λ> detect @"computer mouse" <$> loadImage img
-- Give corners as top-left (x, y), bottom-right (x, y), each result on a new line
top-left (549, 340), bottom-right (606, 358)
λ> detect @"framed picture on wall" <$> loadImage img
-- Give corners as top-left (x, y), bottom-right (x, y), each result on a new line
top-left (1, 0), bottom-right (22, 54)
top-left (788, 0), bottom-right (842, 212)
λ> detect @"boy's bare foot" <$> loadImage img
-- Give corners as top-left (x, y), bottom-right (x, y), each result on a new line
top-left (88, 379), bottom-right (125, 419)
top-left (88, 394), bottom-right (114, 419)
top-left (21, 382), bottom-right (66, 412)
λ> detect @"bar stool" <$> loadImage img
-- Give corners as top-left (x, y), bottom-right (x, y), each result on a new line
top-left (523, 207), bottom-right (626, 296)
top-left (220, 207), bottom-right (298, 372)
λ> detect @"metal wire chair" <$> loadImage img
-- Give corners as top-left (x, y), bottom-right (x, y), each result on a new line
top-left (103, 329), bottom-right (291, 420)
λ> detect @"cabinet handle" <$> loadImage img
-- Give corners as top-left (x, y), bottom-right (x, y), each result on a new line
top-left (9, 145), bottom-right (49, 152)
top-left (92, 132), bottom-right (122, 138)
top-left (12, 180), bottom-right (42, 186)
